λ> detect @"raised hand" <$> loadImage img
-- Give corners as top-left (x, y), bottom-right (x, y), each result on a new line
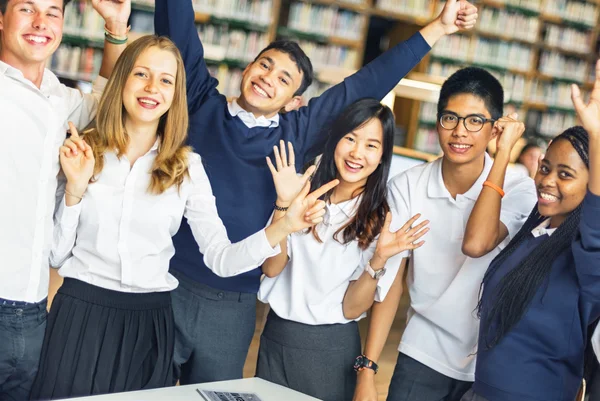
top-left (267, 140), bottom-right (316, 207)
top-left (494, 113), bottom-right (526, 154)
top-left (60, 122), bottom-right (95, 197)
top-left (91, 0), bottom-right (131, 33)
top-left (572, 60), bottom-right (600, 138)
top-left (374, 213), bottom-right (429, 262)
top-left (438, 0), bottom-right (478, 34)
top-left (283, 179), bottom-right (339, 233)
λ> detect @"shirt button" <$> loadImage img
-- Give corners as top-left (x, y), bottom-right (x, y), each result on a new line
top-left (217, 292), bottom-right (224, 299)
top-left (15, 309), bottom-right (23, 316)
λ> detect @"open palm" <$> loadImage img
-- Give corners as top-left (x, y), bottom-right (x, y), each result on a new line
top-left (267, 140), bottom-right (316, 205)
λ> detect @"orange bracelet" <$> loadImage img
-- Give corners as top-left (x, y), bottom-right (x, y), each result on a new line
top-left (483, 181), bottom-right (505, 198)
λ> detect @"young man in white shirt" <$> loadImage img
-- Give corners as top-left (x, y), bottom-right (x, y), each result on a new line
top-left (352, 67), bottom-right (538, 401)
top-left (0, 0), bottom-right (130, 398)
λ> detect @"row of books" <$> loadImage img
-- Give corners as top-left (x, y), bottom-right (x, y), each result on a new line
top-left (543, 24), bottom-right (593, 54)
top-left (198, 25), bottom-right (269, 63)
top-left (537, 112), bottom-right (577, 138)
top-left (293, 40), bottom-right (358, 71)
top-left (47, 44), bottom-right (103, 81)
top-left (63, 1), bottom-right (104, 40)
top-left (432, 35), bottom-right (534, 73)
top-left (528, 80), bottom-right (580, 110)
top-left (413, 127), bottom-right (441, 155)
top-left (375, 0), bottom-right (432, 17)
top-left (478, 8), bottom-right (540, 43)
top-left (287, 2), bottom-right (366, 41)
top-left (541, 0), bottom-right (598, 27)
top-left (538, 51), bottom-right (589, 83)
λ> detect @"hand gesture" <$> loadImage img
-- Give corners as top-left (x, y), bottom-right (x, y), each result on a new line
top-left (60, 122), bottom-right (95, 193)
top-left (572, 60), bottom-right (600, 138)
top-left (493, 113), bottom-right (526, 154)
top-left (353, 372), bottom-right (378, 401)
top-left (374, 213), bottom-right (429, 262)
top-left (283, 179), bottom-right (339, 233)
top-left (267, 140), bottom-right (316, 206)
top-left (438, 0), bottom-right (478, 34)
top-left (92, 0), bottom-right (131, 33)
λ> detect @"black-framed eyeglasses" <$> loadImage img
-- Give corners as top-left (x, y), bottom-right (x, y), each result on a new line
top-left (438, 113), bottom-right (496, 132)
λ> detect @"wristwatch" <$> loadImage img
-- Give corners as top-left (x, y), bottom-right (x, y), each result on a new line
top-left (365, 262), bottom-right (386, 280)
top-left (353, 354), bottom-right (379, 374)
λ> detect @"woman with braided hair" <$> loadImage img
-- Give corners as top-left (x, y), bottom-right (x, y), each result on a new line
top-left (460, 60), bottom-right (600, 401)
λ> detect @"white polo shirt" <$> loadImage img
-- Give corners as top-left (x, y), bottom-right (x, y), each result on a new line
top-left (388, 153), bottom-right (536, 381)
top-left (258, 195), bottom-right (404, 325)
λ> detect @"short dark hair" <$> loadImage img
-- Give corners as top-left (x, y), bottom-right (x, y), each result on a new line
top-left (254, 40), bottom-right (313, 97)
top-left (437, 67), bottom-right (504, 120)
top-left (0, 0), bottom-right (71, 14)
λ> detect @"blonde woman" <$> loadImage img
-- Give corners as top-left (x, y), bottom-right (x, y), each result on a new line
top-left (30, 36), bottom-right (334, 400)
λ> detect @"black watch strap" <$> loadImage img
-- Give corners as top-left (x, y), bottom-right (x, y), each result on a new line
top-left (353, 354), bottom-right (378, 374)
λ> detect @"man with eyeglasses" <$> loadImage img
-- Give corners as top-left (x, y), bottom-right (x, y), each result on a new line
top-left (354, 67), bottom-right (537, 401)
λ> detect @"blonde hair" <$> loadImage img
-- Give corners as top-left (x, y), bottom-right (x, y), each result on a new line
top-left (84, 35), bottom-right (191, 194)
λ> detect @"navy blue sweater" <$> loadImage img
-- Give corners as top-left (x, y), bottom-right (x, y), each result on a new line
top-left (474, 191), bottom-right (600, 401)
top-left (154, 0), bottom-right (430, 293)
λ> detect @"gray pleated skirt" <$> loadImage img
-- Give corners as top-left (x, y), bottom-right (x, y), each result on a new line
top-left (256, 310), bottom-right (361, 401)
top-left (30, 278), bottom-right (174, 400)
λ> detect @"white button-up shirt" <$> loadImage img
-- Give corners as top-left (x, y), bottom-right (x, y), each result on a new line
top-left (0, 61), bottom-right (106, 303)
top-left (388, 153), bottom-right (537, 381)
top-left (227, 99), bottom-right (280, 128)
top-left (52, 148), bottom-right (279, 293)
top-left (258, 196), bottom-right (404, 325)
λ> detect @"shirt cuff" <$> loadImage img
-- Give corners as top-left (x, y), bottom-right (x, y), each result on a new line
top-left (248, 229), bottom-right (281, 263)
top-left (92, 76), bottom-right (108, 94)
top-left (56, 196), bottom-right (82, 231)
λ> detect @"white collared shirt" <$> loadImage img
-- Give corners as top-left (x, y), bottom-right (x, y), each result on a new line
top-left (388, 153), bottom-right (537, 381)
top-left (0, 61), bottom-right (106, 303)
top-left (531, 218), bottom-right (556, 237)
top-left (258, 196), bottom-right (404, 325)
top-left (227, 98), bottom-right (280, 128)
top-left (52, 148), bottom-right (279, 293)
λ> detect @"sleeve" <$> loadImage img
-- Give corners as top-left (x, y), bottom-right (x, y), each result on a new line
top-left (499, 175), bottom-right (537, 242)
top-left (290, 33), bottom-right (431, 164)
top-left (184, 155), bottom-right (281, 277)
top-left (50, 193), bottom-right (82, 268)
top-left (155, 0), bottom-right (220, 114)
top-left (64, 77), bottom-right (107, 130)
top-left (573, 191), bottom-right (600, 308)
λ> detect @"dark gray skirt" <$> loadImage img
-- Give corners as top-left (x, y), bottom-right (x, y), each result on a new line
top-left (256, 310), bottom-right (361, 401)
top-left (30, 278), bottom-right (174, 400)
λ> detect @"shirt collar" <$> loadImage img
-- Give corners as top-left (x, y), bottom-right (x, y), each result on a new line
top-left (227, 98), bottom-right (280, 128)
top-left (427, 152), bottom-right (494, 201)
top-left (327, 195), bottom-right (361, 218)
top-left (531, 218), bottom-right (556, 238)
top-left (0, 60), bottom-right (60, 95)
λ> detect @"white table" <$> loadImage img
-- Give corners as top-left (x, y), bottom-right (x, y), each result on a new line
top-left (67, 378), bottom-right (321, 401)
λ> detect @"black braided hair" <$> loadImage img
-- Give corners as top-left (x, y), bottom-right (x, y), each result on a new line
top-left (478, 126), bottom-right (590, 349)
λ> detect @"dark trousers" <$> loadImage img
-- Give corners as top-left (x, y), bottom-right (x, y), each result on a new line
top-left (387, 353), bottom-right (472, 401)
top-left (171, 272), bottom-right (257, 385)
top-left (0, 298), bottom-right (47, 401)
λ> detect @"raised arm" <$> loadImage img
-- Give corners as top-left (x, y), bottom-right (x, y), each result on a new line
top-left (292, 0), bottom-right (478, 162)
top-left (342, 213), bottom-right (428, 319)
top-left (462, 114), bottom-right (525, 258)
top-left (571, 60), bottom-right (600, 308)
top-left (154, 0), bottom-right (219, 113)
top-left (185, 154), bottom-right (335, 277)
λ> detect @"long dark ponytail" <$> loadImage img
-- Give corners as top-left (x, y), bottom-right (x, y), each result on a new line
top-left (478, 126), bottom-right (590, 349)
top-left (309, 98), bottom-right (396, 250)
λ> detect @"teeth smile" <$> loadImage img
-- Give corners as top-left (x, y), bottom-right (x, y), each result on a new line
top-left (139, 99), bottom-right (158, 105)
top-left (451, 144), bottom-right (471, 149)
top-left (346, 161), bottom-right (362, 169)
top-left (540, 192), bottom-right (558, 201)
top-left (253, 84), bottom-right (268, 97)
top-left (25, 35), bottom-right (48, 44)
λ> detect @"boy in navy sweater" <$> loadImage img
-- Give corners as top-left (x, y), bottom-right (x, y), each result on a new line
top-left (155, 0), bottom-right (478, 384)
